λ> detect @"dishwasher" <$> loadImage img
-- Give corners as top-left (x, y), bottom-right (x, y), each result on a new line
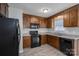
top-left (60, 37), bottom-right (74, 56)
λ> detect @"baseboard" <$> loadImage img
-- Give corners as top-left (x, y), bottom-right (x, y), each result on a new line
top-left (19, 50), bottom-right (23, 53)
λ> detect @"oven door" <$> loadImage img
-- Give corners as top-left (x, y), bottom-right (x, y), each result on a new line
top-left (31, 36), bottom-right (41, 48)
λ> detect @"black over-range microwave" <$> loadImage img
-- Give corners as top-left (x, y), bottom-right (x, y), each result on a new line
top-left (30, 23), bottom-right (39, 29)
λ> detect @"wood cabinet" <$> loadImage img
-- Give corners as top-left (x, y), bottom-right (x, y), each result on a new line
top-left (31, 16), bottom-right (40, 24)
top-left (47, 18), bottom-right (52, 28)
top-left (69, 7), bottom-right (78, 26)
top-left (47, 17), bottom-right (54, 28)
top-left (41, 35), bottom-right (47, 45)
top-left (23, 36), bottom-right (31, 48)
top-left (40, 18), bottom-right (47, 28)
top-left (47, 4), bottom-right (79, 27)
top-left (0, 3), bottom-right (8, 17)
top-left (23, 14), bottom-right (47, 28)
top-left (47, 35), bottom-right (59, 49)
top-left (23, 14), bottom-right (31, 28)
top-left (78, 5), bottom-right (79, 26)
top-left (63, 10), bottom-right (70, 27)
top-left (63, 5), bottom-right (78, 27)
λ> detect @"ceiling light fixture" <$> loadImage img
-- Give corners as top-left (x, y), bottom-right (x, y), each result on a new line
top-left (43, 9), bottom-right (48, 13)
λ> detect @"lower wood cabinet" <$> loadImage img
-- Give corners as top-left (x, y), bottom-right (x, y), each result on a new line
top-left (23, 35), bottom-right (59, 49)
top-left (41, 35), bottom-right (47, 45)
top-left (47, 35), bottom-right (60, 49)
top-left (23, 36), bottom-right (31, 48)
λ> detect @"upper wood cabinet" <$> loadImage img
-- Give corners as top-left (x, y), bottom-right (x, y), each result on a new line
top-left (0, 3), bottom-right (8, 17)
top-left (69, 7), bottom-right (78, 26)
top-left (48, 4), bottom-right (79, 27)
top-left (23, 14), bottom-right (47, 28)
top-left (63, 10), bottom-right (70, 27)
top-left (40, 18), bottom-right (47, 28)
top-left (31, 16), bottom-right (40, 24)
top-left (63, 5), bottom-right (78, 27)
top-left (47, 18), bottom-right (53, 28)
top-left (78, 5), bottom-right (79, 26)
top-left (23, 14), bottom-right (31, 28)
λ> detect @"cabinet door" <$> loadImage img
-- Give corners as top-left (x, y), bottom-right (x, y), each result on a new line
top-left (69, 7), bottom-right (78, 27)
top-left (47, 35), bottom-right (53, 45)
top-left (51, 36), bottom-right (59, 49)
top-left (41, 35), bottom-right (47, 45)
top-left (23, 36), bottom-right (31, 48)
top-left (23, 14), bottom-right (31, 28)
top-left (63, 6), bottom-right (78, 27)
top-left (63, 10), bottom-right (70, 27)
top-left (78, 5), bottom-right (79, 26)
top-left (47, 18), bottom-right (52, 28)
top-left (40, 18), bottom-right (47, 28)
top-left (47, 35), bottom-right (59, 49)
top-left (31, 16), bottom-right (40, 24)
top-left (43, 19), bottom-right (47, 28)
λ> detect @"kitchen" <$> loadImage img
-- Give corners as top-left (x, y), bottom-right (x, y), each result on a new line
top-left (22, 4), bottom-right (79, 56)
top-left (0, 3), bottom-right (79, 56)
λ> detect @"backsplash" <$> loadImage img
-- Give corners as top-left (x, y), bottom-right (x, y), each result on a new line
top-left (64, 27), bottom-right (79, 35)
top-left (23, 28), bottom-right (49, 34)
top-left (23, 27), bottom-right (79, 35)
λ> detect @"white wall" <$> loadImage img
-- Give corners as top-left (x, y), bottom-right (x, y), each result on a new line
top-left (8, 7), bottom-right (23, 53)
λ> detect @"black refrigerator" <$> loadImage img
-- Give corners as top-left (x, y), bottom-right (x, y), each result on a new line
top-left (0, 17), bottom-right (20, 56)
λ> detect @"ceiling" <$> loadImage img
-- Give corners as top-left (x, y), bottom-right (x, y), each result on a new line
top-left (8, 3), bottom-right (77, 18)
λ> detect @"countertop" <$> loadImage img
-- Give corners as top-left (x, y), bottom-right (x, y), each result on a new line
top-left (23, 32), bottom-right (79, 40)
top-left (46, 32), bottom-right (79, 40)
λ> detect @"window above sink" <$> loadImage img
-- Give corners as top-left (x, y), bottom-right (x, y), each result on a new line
top-left (54, 16), bottom-right (65, 31)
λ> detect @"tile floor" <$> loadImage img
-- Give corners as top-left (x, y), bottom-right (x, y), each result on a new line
top-left (19, 44), bottom-right (66, 56)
